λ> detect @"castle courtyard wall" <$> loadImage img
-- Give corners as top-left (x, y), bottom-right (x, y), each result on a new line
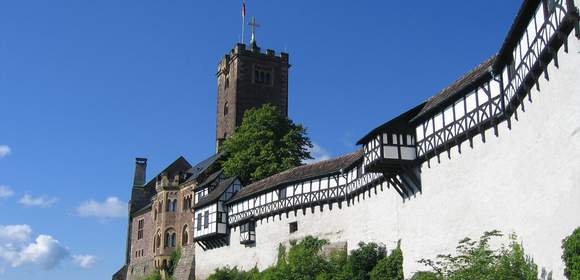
top-left (195, 30), bottom-right (580, 279)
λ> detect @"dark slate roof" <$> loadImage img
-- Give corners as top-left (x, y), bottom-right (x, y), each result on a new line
top-left (410, 55), bottom-right (496, 122)
top-left (356, 103), bottom-right (425, 145)
top-left (133, 202), bottom-right (152, 216)
top-left (227, 150), bottom-right (363, 204)
top-left (194, 177), bottom-right (237, 209)
top-left (143, 156), bottom-right (192, 189)
top-left (185, 153), bottom-right (222, 183)
top-left (194, 170), bottom-right (223, 191)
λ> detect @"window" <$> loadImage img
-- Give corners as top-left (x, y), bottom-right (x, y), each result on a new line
top-left (289, 221), bottom-right (298, 234)
top-left (254, 69), bottom-right (272, 85)
top-left (203, 210), bottom-right (209, 228)
top-left (240, 221), bottom-right (256, 244)
top-left (166, 199), bottom-right (177, 212)
top-left (224, 102), bottom-right (229, 116)
top-left (164, 229), bottom-right (176, 248)
top-left (154, 231), bottom-right (161, 253)
top-left (183, 196), bottom-right (192, 211)
top-left (196, 213), bottom-right (202, 230)
top-left (182, 225), bottom-right (189, 246)
top-left (137, 219), bottom-right (144, 240)
top-left (279, 188), bottom-right (287, 200)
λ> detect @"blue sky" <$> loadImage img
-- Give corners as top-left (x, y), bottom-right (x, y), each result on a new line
top-left (0, 1), bottom-right (522, 279)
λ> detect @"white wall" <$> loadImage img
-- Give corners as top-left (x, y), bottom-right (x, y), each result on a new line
top-left (195, 32), bottom-right (580, 279)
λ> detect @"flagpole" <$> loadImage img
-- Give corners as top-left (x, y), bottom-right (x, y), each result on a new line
top-left (241, 1), bottom-right (246, 44)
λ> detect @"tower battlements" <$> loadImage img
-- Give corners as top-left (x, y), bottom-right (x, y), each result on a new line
top-left (218, 43), bottom-right (289, 75)
top-left (215, 42), bottom-right (290, 149)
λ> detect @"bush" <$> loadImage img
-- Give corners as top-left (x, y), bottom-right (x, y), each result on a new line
top-left (207, 237), bottom-right (403, 280)
top-left (418, 230), bottom-right (538, 280)
top-left (143, 271), bottom-right (161, 280)
top-left (167, 247), bottom-right (181, 277)
top-left (207, 266), bottom-right (260, 280)
top-left (285, 236), bottom-right (329, 279)
top-left (369, 240), bottom-right (403, 280)
top-left (410, 271), bottom-right (440, 280)
top-left (562, 227), bottom-right (580, 280)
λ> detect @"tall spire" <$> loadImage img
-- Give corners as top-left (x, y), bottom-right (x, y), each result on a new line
top-left (249, 17), bottom-right (260, 50)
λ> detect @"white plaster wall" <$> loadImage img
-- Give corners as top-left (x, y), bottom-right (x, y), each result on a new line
top-left (195, 32), bottom-right (580, 279)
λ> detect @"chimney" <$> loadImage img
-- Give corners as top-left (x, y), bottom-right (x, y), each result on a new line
top-left (133, 158), bottom-right (147, 188)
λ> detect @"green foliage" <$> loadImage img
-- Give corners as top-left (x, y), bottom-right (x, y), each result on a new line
top-left (418, 230), bottom-right (538, 280)
top-left (221, 104), bottom-right (312, 184)
top-left (142, 271), bottom-right (161, 280)
top-left (410, 271), bottom-right (440, 280)
top-left (207, 237), bottom-right (404, 280)
top-left (285, 236), bottom-right (329, 279)
top-left (167, 247), bottom-right (181, 277)
top-left (207, 266), bottom-right (260, 280)
top-left (562, 227), bottom-right (580, 279)
top-left (343, 242), bottom-right (387, 280)
top-left (370, 240), bottom-right (404, 280)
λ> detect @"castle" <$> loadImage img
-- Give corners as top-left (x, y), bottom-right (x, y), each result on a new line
top-left (113, 1), bottom-right (580, 279)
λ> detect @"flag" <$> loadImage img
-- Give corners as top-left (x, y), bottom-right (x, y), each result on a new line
top-left (242, 1), bottom-right (246, 18)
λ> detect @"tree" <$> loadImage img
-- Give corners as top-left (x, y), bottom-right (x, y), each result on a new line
top-left (370, 240), bottom-right (404, 280)
top-left (562, 227), bottom-right (580, 280)
top-left (221, 104), bottom-right (312, 184)
top-left (345, 242), bottom-right (387, 280)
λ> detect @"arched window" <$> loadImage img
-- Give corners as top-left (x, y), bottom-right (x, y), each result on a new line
top-left (164, 228), bottom-right (176, 248)
top-left (166, 199), bottom-right (177, 212)
top-left (224, 102), bottom-right (229, 116)
top-left (154, 230), bottom-right (161, 253)
top-left (182, 225), bottom-right (189, 246)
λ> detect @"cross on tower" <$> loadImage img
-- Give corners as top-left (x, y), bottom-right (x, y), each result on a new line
top-left (249, 17), bottom-right (260, 45)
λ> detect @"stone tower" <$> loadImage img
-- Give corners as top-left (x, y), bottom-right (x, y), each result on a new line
top-left (215, 41), bottom-right (290, 149)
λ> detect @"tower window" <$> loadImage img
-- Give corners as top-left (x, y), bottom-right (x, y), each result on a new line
top-left (254, 69), bottom-right (272, 85)
top-left (224, 102), bottom-right (229, 116)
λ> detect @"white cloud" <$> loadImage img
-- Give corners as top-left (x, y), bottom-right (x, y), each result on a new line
top-left (19, 194), bottom-right (58, 208)
top-left (0, 225), bottom-right (32, 242)
top-left (0, 146), bottom-right (11, 158)
top-left (304, 142), bottom-right (332, 164)
top-left (72, 254), bottom-right (96, 269)
top-left (0, 233), bottom-right (69, 270)
top-left (77, 197), bottom-right (126, 219)
top-left (0, 186), bottom-right (14, 199)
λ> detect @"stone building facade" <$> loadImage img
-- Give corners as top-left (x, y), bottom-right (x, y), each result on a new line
top-left (114, 0), bottom-right (580, 279)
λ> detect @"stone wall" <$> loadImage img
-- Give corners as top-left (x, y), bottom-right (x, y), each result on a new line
top-left (127, 210), bottom-right (155, 280)
top-left (173, 245), bottom-right (195, 280)
top-left (194, 31), bottom-right (580, 279)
